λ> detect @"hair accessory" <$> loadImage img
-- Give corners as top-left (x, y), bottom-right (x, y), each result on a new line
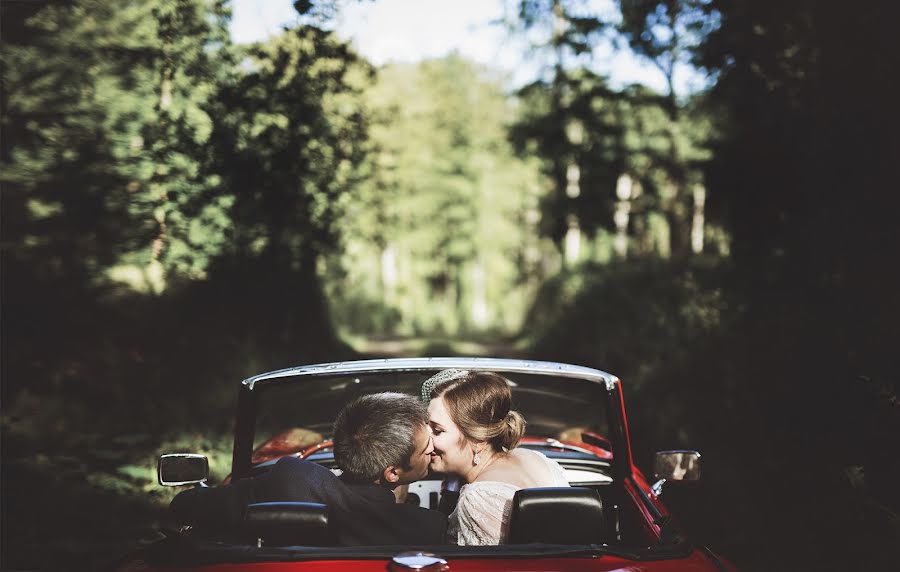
top-left (421, 368), bottom-right (469, 403)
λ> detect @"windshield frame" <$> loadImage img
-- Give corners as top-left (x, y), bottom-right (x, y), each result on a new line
top-left (243, 357), bottom-right (619, 390)
top-left (230, 358), bottom-right (627, 481)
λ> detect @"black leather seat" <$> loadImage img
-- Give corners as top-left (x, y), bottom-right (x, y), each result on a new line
top-left (243, 501), bottom-right (332, 546)
top-left (507, 487), bottom-right (605, 545)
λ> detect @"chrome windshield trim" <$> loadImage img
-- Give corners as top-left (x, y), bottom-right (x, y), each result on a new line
top-left (241, 357), bottom-right (619, 391)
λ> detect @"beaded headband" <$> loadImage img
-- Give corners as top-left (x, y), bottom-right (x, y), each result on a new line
top-left (420, 368), bottom-right (469, 403)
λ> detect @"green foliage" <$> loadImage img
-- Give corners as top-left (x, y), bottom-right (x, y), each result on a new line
top-left (507, 1), bottom-right (720, 261)
top-left (133, 0), bottom-right (236, 280)
top-left (210, 25), bottom-right (372, 269)
top-left (327, 55), bottom-right (548, 336)
top-left (1, 0), bottom-right (235, 293)
top-left (2, 4), bottom-right (366, 568)
top-left (511, 0), bottom-right (610, 62)
top-left (527, 260), bottom-right (730, 385)
top-left (618, 0), bottom-right (719, 96)
top-left (511, 71), bottom-right (715, 257)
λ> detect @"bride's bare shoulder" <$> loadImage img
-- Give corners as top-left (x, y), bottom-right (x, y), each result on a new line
top-left (475, 449), bottom-right (547, 487)
top-left (496, 447), bottom-right (539, 467)
top-left (509, 447), bottom-right (545, 465)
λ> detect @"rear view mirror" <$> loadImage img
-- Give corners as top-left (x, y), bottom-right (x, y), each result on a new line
top-left (158, 453), bottom-right (209, 486)
top-left (654, 450), bottom-right (701, 482)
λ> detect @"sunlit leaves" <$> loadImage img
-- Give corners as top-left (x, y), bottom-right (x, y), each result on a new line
top-left (1, 0), bottom-right (235, 288)
top-left (213, 26), bottom-right (372, 268)
top-left (328, 55), bottom-right (546, 335)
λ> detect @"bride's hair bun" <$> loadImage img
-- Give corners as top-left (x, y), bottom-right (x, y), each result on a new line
top-left (428, 371), bottom-right (526, 451)
top-left (497, 410), bottom-right (526, 450)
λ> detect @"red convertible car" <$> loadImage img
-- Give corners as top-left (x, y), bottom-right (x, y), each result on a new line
top-left (116, 358), bottom-right (734, 571)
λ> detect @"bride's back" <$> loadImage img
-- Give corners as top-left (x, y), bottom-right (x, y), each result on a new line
top-left (476, 448), bottom-right (567, 489)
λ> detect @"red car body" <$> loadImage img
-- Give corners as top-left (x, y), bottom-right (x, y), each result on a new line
top-left (149, 552), bottom-right (728, 571)
top-left (116, 358), bottom-right (735, 572)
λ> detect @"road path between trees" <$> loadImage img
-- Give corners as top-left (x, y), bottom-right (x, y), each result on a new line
top-left (352, 336), bottom-right (529, 359)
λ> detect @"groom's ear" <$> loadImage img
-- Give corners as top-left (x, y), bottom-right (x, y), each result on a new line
top-left (382, 465), bottom-right (401, 484)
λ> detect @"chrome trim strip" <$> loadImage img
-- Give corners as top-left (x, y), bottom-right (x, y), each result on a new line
top-left (242, 357), bottom-right (619, 391)
top-left (628, 475), bottom-right (664, 522)
top-left (540, 438), bottom-right (601, 456)
top-left (157, 453), bottom-right (209, 487)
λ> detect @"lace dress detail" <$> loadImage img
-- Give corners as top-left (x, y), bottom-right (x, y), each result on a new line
top-left (447, 450), bottom-right (570, 545)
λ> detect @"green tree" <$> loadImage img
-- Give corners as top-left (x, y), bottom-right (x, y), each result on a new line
top-left (131, 0), bottom-right (235, 283)
top-left (330, 55), bottom-right (545, 335)
top-left (212, 26), bottom-right (370, 265)
top-left (507, 0), bottom-right (610, 251)
top-left (508, 0), bottom-right (716, 261)
top-left (198, 23), bottom-right (373, 345)
top-left (616, 0), bottom-right (719, 258)
top-left (1, 0), bottom-right (234, 297)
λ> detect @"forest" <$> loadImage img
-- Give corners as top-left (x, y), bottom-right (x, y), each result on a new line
top-left (1, 1), bottom-right (898, 570)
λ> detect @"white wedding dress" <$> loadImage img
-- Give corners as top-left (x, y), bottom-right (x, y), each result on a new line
top-left (447, 449), bottom-right (570, 545)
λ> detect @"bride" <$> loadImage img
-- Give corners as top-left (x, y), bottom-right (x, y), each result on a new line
top-left (422, 369), bottom-right (570, 545)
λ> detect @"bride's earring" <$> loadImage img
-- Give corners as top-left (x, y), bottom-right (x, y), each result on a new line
top-left (473, 450), bottom-right (481, 465)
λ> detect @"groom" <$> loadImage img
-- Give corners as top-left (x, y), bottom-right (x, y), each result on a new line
top-left (170, 392), bottom-right (446, 545)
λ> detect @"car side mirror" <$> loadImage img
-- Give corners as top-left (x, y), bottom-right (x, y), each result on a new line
top-left (651, 450), bottom-right (701, 497)
top-left (158, 453), bottom-right (209, 486)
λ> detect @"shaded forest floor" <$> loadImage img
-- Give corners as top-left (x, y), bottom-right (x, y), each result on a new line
top-left (525, 262), bottom-right (900, 570)
top-left (3, 262), bottom-right (899, 571)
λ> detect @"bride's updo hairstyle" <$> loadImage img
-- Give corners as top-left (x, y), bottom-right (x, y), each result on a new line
top-left (428, 371), bottom-right (526, 452)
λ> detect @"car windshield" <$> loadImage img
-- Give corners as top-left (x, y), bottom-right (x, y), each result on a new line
top-left (252, 370), bottom-right (611, 454)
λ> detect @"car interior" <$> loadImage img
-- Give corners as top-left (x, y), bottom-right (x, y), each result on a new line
top-left (238, 442), bottom-right (657, 549)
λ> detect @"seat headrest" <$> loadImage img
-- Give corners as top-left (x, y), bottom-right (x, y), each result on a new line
top-left (243, 501), bottom-right (331, 546)
top-left (507, 487), bottom-right (605, 545)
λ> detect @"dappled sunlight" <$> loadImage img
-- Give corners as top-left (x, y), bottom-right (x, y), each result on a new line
top-left (3, 0), bottom-right (898, 570)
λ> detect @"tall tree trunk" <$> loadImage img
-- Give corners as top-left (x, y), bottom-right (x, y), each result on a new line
top-left (663, 111), bottom-right (692, 261)
top-left (614, 173), bottom-right (634, 259)
top-left (564, 215), bottom-right (582, 266)
top-left (691, 183), bottom-right (706, 254)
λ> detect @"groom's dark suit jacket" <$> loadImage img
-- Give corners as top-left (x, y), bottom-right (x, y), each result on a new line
top-left (170, 457), bottom-right (447, 545)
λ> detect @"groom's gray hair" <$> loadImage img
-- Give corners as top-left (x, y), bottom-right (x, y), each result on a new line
top-left (333, 392), bottom-right (428, 482)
